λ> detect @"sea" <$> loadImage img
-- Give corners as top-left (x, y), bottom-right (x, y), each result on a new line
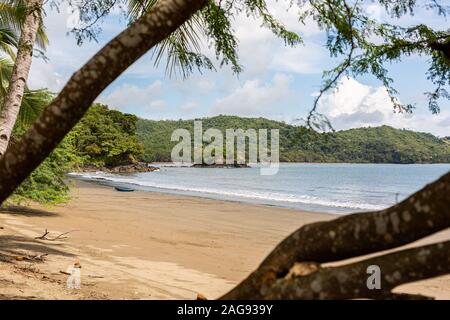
top-left (69, 163), bottom-right (450, 214)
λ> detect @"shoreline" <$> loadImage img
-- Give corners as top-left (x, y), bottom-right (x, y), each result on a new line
top-left (1, 180), bottom-right (449, 299)
top-left (0, 181), bottom-right (334, 299)
top-left (152, 162), bottom-right (450, 165)
top-left (69, 163), bottom-right (450, 215)
top-left (71, 175), bottom-right (339, 215)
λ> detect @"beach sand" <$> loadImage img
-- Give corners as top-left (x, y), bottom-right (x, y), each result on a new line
top-left (0, 180), bottom-right (449, 299)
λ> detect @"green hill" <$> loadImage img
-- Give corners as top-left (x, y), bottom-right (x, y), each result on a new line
top-left (136, 115), bottom-right (450, 164)
top-left (69, 107), bottom-right (450, 165)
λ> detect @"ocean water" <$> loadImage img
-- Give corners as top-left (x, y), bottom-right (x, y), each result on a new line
top-left (70, 163), bottom-right (450, 214)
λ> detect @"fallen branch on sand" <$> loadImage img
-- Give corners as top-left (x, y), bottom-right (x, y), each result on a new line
top-left (27, 253), bottom-right (48, 262)
top-left (15, 253), bottom-right (48, 262)
top-left (35, 229), bottom-right (77, 241)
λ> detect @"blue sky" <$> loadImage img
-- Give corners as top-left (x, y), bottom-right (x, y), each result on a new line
top-left (27, 1), bottom-right (450, 136)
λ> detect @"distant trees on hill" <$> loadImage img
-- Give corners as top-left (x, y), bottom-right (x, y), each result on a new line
top-left (136, 114), bottom-right (450, 164)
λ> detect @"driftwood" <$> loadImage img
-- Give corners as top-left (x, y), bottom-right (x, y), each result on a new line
top-left (15, 253), bottom-right (48, 262)
top-left (35, 229), bottom-right (76, 241)
top-left (26, 253), bottom-right (48, 261)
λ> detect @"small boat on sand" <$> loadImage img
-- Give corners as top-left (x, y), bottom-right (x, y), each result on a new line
top-left (114, 186), bottom-right (135, 192)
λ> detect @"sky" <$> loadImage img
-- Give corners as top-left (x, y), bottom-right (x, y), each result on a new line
top-left (27, 1), bottom-right (450, 137)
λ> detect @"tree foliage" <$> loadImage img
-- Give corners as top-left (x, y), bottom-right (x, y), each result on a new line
top-left (0, 0), bottom-right (48, 53)
top-left (7, 103), bottom-right (144, 204)
top-left (0, 0), bottom-right (49, 126)
top-left (57, 0), bottom-right (301, 77)
top-left (6, 91), bottom-right (79, 205)
top-left (8, 128), bottom-right (79, 205)
top-left (54, 0), bottom-right (450, 124)
top-left (300, 0), bottom-right (450, 128)
top-left (71, 104), bottom-right (143, 167)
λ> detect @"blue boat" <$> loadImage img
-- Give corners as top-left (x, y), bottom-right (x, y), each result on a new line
top-left (114, 186), bottom-right (135, 192)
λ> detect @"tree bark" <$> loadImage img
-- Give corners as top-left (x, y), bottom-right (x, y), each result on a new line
top-left (0, 0), bottom-right (207, 203)
top-left (0, 0), bottom-right (43, 157)
top-left (222, 170), bottom-right (450, 299)
top-left (265, 240), bottom-right (450, 300)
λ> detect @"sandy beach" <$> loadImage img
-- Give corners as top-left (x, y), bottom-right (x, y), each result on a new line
top-left (0, 180), bottom-right (449, 300)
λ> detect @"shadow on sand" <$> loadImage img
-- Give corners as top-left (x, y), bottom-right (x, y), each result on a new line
top-left (0, 234), bottom-right (74, 262)
top-left (0, 205), bottom-right (59, 217)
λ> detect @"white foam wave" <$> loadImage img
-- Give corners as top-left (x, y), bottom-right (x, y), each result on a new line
top-left (69, 172), bottom-right (384, 211)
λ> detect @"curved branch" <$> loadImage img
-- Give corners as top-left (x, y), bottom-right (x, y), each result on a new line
top-left (266, 241), bottom-right (450, 300)
top-left (222, 170), bottom-right (450, 299)
top-left (0, 0), bottom-right (208, 204)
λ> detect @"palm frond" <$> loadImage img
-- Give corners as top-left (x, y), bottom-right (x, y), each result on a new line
top-left (0, 27), bottom-right (18, 58)
top-left (0, 1), bottom-right (26, 35)
top-left (127, 0), bottom-right (157, 22)
top-left (0, 0), bottom-right (48, 50)
top-left (127, 0), bottom-right (210, 78)
top-left (0, 55), bottom-right (13, 97)
top-left (0, 56), bottom-right (50, 126)
top-left (18, 88), bottom-right (51, 126)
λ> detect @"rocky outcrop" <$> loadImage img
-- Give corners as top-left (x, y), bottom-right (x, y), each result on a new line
top-left (191, 163), bottom-right (250, 168)
top-left (78, 162), bottom-right (159, 173)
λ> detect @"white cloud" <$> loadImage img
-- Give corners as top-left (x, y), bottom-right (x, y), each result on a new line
top-left (270, 42), bottom-right (328, 74)
top-left (267, 0), bottom-right (322, 37)
top-left (318, 77), bottom-right (450, 136)
top-left (174, 75), bottom-right (217, 96)
top-left (180, 102), bottom-right (200, 113)
top-left (365, 3), bottom-right (384, 21)
top-left (29, 3), bottom-right (124, 91)
top-left (28, 58), bottom-right (65, 91)
top-left (99, 80), bottom-right (163, 110)
top-left (231, 0), bottom-right (327, 77)
top-left (210, 73), bottom-right (291, 116)
top-left (233, 16), bottom-right (276, 77)
top-left (149, 100), bottom-right (166, 110)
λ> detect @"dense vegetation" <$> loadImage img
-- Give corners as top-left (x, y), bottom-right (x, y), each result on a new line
top-left (10, 129), bottom-right (79, 204)
top-left (137, 115), bottom-right (450, 164)
top-left (71, 104), bottom-right (143, 167)
top-left (7, 91), bottom-right (80, 205)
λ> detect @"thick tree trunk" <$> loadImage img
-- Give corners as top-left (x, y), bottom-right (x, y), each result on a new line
top-left (0, 0), bottom-right (43, 157)
top-left (0, 0), bottom-right (207, 204)
top-left (265, 240), bottom-right (450, 300)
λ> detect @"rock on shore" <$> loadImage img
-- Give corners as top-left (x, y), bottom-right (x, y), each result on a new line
top-left (191, 163), bottom-right (250, 168)
top-left (78, 162), bottom-right (159, 173)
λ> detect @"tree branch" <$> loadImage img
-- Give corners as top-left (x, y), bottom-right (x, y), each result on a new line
top-left (0, 0), bottom-right (208, 204)
top-left (265, 241), bottom-right (450, 300)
